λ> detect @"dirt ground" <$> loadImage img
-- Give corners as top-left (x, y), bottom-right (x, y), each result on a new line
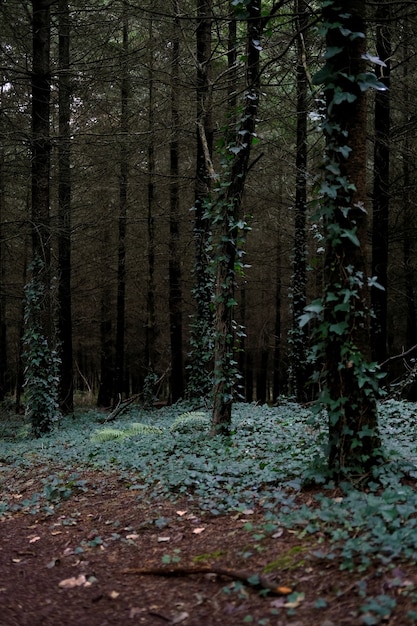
top-left (1, 469), bottom-right (417, 626)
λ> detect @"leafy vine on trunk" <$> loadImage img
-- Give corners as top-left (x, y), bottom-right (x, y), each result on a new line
top-left (210, 0), bottom-right (262, 435)
top-left (303, 0), bottom-right (386, 479)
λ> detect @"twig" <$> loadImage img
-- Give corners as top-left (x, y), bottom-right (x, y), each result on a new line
top-left (102, 394), bottom-right (141, 423)
top-left (122, 565), bottom-right (292, 595)
top-left (380, 343), bottom-right (417, 368)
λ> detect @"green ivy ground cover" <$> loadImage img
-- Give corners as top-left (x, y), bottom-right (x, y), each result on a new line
top-left (1, 399), bottom-right (417, 577)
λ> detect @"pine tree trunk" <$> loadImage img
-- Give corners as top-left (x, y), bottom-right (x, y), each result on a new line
top-left (188, 0), bottom-right (214, 398)
top-left (290, 0), bottom-right (309, 401)
top-left (114, 5), bottom-right (129, 403)
top-left (371, 1), bottom-right (391, 364)
top-left (169, 0), bottom-right (184, 402)
top-left (145, 17), bottom-right (157, 376)
top-left (320, 0), bottom-right (381, 476)
top-left (211, 0), bottom-right (261, 434)
top-left (57, 0), bottom-right (74, 414)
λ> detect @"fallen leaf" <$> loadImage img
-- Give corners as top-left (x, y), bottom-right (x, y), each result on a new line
top-left (157, 536), bottom-right (171, 542)
top-left (59, 574), bottom-right (87, 589)
top-left (51, 531), bottom-right (62, 536)
top-left (29, 536), bottom-right (41, 544)
top-left (176, 510), bottom-right (187, 516)
top-left (108, 590), bottom-right (120, 599)
top-left (242, 509), bottom-right (254, 515)
top-left (171, 611), bottom-right (189, 624)
top-left (129, 607), bottom-right (142, 618)
top-left (272, 529), bottom-right (283, 539)
top-left (126, 533), bottom-right (139, 540)
top-left (192, 527), bottom-right (205, 534)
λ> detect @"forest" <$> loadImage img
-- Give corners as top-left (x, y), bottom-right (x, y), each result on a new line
top-left (3, 2), bottom-right (417, 623)
top-left (1, 0), bottom-right (416, 414)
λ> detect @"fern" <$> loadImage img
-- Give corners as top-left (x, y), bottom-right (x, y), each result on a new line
top-left (91, 422), bottom-right (164, 443)
top-left (170, 411), bottom-right (210, 433)
top-left (91, 428), bottom-right (127, 443)
top-left (126, 422), bottom-right (165, 436)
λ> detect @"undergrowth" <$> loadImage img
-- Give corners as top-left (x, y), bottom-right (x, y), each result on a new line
top-left (1, 399), bottom-right (417, 586)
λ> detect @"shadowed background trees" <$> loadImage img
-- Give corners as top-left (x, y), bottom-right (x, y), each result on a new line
top-left (1, 0), bottom-right (417, 420)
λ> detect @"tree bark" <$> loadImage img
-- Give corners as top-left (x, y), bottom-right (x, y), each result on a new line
top-left (169, 0), bottom-right (184, 402)
top-left (211, 0), bottom-right (261, 434)
top-left (371, 0), bottom-right (391, 364)
top-left (57, 0), bottom-right (74, 414)
top-left (114, 3), bottom-right (129, 403)
top-left (187, 0), bottom-right (214, 398)
top-left (290, 0), bottom-right (309, 401)
top-left (319, 0), bottom-right (381, 476)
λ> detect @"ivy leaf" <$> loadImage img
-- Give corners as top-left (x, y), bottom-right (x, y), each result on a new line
top-left (357, 72), bottom-right (388, 92)
top-left (324, 46), bottom-right (343, 60)
top-left (312, 64), bottom-right (334, 86)
top-left (333, 91), bottom-right (357, 105)
top-left (329, 321), bottom-right (349, 335)
top-left (341, 229), bottom-right (360, 247)
top-left (361, 52), bottom-right (387, 67)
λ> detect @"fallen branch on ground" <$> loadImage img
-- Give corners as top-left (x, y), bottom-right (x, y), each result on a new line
top-left (122, 565), bottom-right (292, 595)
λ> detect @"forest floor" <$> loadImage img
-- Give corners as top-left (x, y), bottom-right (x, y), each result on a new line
top-left (2, 466), bottom-right (417, 626)
top-left (2, 400), bottom-right (417, 625)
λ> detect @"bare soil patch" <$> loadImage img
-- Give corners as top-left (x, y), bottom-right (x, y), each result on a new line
top-left (1, 469), bottom-right (416, 625)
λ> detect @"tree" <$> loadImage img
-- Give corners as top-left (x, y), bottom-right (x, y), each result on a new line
top-left (114, 1), bottom-right (130, 403)
top-left (371, 0), bottom-right (391, 364)
top-left (289, 0), bottom-right (310, 401)
top-left (25, 0), bottom-right (61, 436)
top-left (168, 0), bottom-right (185, 402)
top-left (211, 0), bottom-right (262, 434)
top-left (187, 0), bottom-right (214, 400)
top-left (57, 0), bottom-right (74, 414)
top-left (309, 0), bottom-right (384, 477)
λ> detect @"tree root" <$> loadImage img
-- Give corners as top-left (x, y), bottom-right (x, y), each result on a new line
top-left (122, 565), bottom-right (292, 595)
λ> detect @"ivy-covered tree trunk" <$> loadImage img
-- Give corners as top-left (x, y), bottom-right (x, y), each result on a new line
top-left (371, 0), bottom-right (391, 364)
top-left (26, 0), bottom-right (60, 436)
top-left (211, 0), bottom-right (261, 435)
top-left (313, 0), bottom-right (383, 477)
top-left (57, 0), bottom-right (74, 414)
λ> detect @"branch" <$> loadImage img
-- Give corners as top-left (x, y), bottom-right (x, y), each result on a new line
top-left (380, 344), bottom-right (417, 368)
top-left (101, 394), bottom-right (141, 423)
top-left (122, 565), bottom-right (292, 595)
top-left (197, 121), bottom-right (217, 180)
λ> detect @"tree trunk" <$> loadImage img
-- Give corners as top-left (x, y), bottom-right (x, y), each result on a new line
top-left (0, 88), bottom-right (7, 401)
top-left (290, 0), bottom-right (309, 401)
top-left (168, 0), bottom-right (184, 402)
top-left (114, 4), bottom-right (129, 403)
top-left (401, 21), bottom-right (417, 351)
top-left (187, 0), bottom-right (214, 399)
top-left (57, 0), bottom-right (74, 414)
top-left (145, 17), bottom-right (157, 376)
top-left (211, 0), bottom-right (261, 435)
top-left (371, 1), bottom-right (391, 364)
top-left (318, 0), bottom-right (381, 477)
top-left (28, 0), bottom-right (56, 435)
top-left (97, 228), bottom-right (114, 408)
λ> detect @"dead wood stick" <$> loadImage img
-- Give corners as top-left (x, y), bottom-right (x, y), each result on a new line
top-left (122, 565), bottom-right (292, 595)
